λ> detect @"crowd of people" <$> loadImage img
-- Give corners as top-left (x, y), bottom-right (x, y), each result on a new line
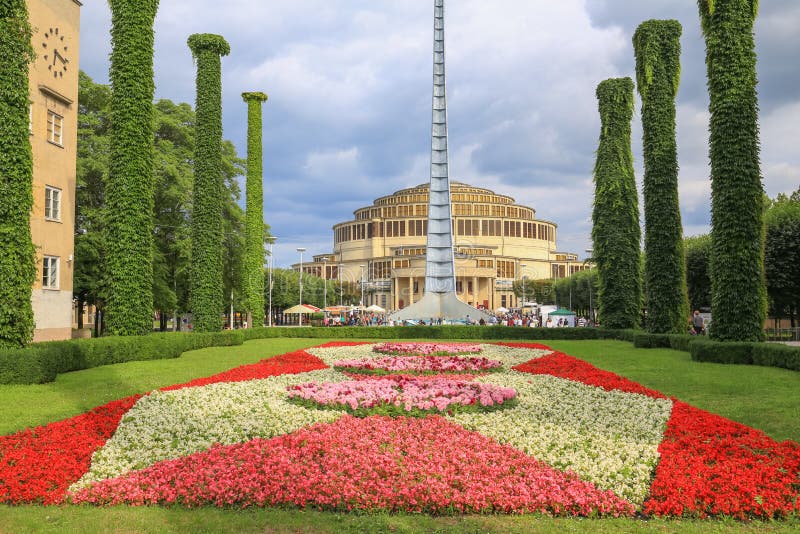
top-left (318, 310), bottom-right (596, 328)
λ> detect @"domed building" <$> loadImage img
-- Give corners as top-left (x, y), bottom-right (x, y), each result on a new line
top-left (295, 182), bottom-right (585, 312)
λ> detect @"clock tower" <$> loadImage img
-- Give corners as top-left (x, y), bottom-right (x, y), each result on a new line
top-left (27, 0), bottom-right (82, 341)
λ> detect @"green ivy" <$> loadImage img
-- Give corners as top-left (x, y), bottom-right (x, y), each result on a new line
top-left (0, 1), bottom-right (36, 348)
top-left (242, 92), bottom-right (268, 327)
top-left (188, 34), bottom-right (230, 332)
top-left (697, 0), bottom-right (766, 341)
top-left (633, 20), bottom-right (689, 334)
top-left (104, 0), bottom-right (159, 336)
top-left (592, 78), bottom-right (641, 330)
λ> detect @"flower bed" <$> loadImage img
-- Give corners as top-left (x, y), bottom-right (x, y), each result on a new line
top-left (0, 395), bottom-right (141, 504)
top-left (2, 341), bottom-right (797, 520)
top-left (70, 415), bottom-right (635, 517)
top-left (333, 355), bottom-right (502, 375)
top-left (372, 342), bottom-right (482, 356)
top-left (286, 377), bottom-right (517, 417)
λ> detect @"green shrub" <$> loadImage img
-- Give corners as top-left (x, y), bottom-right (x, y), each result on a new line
top-left (667, 334), bottom-right (694, 352)
top-left (689, 339), bottom-right (753, 365)
top-left (633, 333), bottom-right (671, 349)
top-left (0, 331), bottom-right (245, 385)
top-left (751, 343), bottom-right (800, 371)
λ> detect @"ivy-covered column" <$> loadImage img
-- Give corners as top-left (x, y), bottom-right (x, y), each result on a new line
top-left (698, 0), bottom-right (765, 341)
top-left (242, 92), bottom-right (268, 328)
top-left (634, 20), bottom-right (689, 334)
top-left (104, 0), bottom-right (159, 336)
top-left (592, 78), bottom-right (642, 330)
top-left (188, 34), bottom-right (230, 332)
top-left (0, 1), bottom-right (36, 348)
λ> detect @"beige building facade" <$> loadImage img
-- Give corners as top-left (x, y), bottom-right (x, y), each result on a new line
top-left (28, 0), bottom-right (81, 341)
top-left (296, 182), bottom-right (586, 312)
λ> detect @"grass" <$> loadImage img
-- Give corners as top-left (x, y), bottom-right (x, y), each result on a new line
top-left (545, 340), bottom-right (800, 442)
top-left (1, 336), bottom-right (798, 533)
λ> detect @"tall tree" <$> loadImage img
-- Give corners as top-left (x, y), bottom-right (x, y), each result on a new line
top-left (0, 0), bottom-right (36, 347)
top-left (764, 190), bottom-right (800, 327)
top-left (242, 92), bottom-right (268, 327)
top-left (187, 34), bottom-right (231, 332)
top-left (75, 73), bottom-right (248, 333)
top-left (698, 0), bottom-right (766, 341)
top-left (104, 0), bottom-right (159, 335)
top-left (592, 78), bottom-right (641, 330)
top-left (634, 20), bottom-right (689, 334)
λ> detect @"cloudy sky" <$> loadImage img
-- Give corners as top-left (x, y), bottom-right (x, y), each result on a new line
top-left (77, 0), bottom-right (800, 268)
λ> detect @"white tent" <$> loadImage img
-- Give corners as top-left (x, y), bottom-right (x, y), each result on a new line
top-left (364, 304), bottom-right (386, 313)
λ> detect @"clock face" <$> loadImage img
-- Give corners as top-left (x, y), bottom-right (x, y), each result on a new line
top-left (41, 27), bottom-right (70, 80)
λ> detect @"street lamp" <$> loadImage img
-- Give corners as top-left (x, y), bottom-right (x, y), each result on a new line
top-left (338, 263), bottom-right (343, 306)
top-left (585, 249), bottom-right (594, 324)
top-left (267, 238), bottom-right (277, 327)
top-left (520, 263), bottom-right (527, 313)
top-left (297, 247), bottom-right (306, 327)
top-left (322, 258), bottom-right (327, 310)
top-left (359, 264), bottom-right (366, 309)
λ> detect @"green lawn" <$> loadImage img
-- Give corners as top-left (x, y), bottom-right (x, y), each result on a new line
top-left (1, 337), bottom-right (798, 533)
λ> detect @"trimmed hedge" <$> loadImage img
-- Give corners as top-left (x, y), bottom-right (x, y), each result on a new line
top-left (241, 326), bottom-right (634, 342)
top-left (0, 331), bottom-right (244, 385)
top-left (689, 339), bottom-right (800, 371)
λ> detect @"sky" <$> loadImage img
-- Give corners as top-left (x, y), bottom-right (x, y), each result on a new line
top-left (77, 0), bottom-right (800, 268)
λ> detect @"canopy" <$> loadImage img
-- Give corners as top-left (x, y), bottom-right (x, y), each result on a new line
top-left (283, 304), bottom-right (320, 314)
top-left (364, 304), bottom-right (386, 313)
top-left (495, 307), bottom-right (509, 314)
top-left (324, 305), bottom-right (354, 315)
top-left (549, 308), bottom-right (576, 316)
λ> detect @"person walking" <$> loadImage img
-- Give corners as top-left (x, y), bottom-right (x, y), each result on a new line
top-left (692, 310), bottom-right (705, 335)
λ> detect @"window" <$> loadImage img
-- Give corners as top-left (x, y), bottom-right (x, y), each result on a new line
top-left (43, 256), bottom-right (59, 289)
top-left (497, 260), bottom-right (515, 279)
top-left (47, 110), bottom-right (64, 145)
top-left (45, 186), bottom-right (61, 221)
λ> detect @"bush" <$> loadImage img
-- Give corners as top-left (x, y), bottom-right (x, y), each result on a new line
top-left (689, 339), bottom-right (753, 365)
top-left (667, 334), bottom-right (694, 352)
top-left (751, 343), bottom-right (800, 371)
top-left (633, 333), bottom-right (671, 349)
top-left (0, 331), bottom-right (245, 385)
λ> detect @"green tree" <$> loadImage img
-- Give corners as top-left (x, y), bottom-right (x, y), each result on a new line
top-left (764, 190), bottom-right (800, 327)
top-left (698, 0), bottom-right (766, 341)
top-left (242, 92), bottom-right (268, 327)
top-left (554, 270), bottom-right (598, 317)
top-left (104, 0), bottom-right (159, 336)
top-left (684, 235), bottom-right (711, 314)
top-left (634, 20), bottom-right (689, 334)
top-left (75, 73), bottom-right (247, 333)
top-left (187, 34), bottom-right (231, 332)
top-left (592, 78), bottom-right (642, 329)
top-left (0, 0), bottom-right (36, 347)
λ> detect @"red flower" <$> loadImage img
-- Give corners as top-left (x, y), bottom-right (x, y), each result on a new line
top-left (0, 395), bottom-right (140, 504)
top-left (71, 415), bottom-right (635, 517)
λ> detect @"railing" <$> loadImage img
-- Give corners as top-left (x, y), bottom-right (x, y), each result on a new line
top-left (764, 328), bottom-right (800, 342)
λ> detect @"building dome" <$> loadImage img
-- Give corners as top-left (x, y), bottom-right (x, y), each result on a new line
top-left (298, 182), bottom-right (583, 312)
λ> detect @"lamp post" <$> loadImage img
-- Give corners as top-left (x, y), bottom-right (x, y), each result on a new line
top-left (585, 249), bottom-right (593, 325)
top-left (297, 247), bottom-right (306, 326)
top-left (338, 263), bottom-right (343, 306)
top-left (322, 258), bottom-right (327, 310)
top-left (360, 264), bottom-right (366, 309)
top-left (267, 238), bottom-right (276, 327)
top-left (520, 263), bottom-right (527, 313)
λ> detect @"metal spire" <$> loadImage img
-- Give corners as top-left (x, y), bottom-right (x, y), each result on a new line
top-left (425, 0), bottom-right (456, 294)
